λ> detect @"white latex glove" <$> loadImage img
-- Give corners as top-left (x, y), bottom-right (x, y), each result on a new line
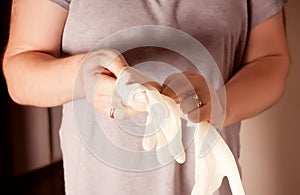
top-left (191, 122), bottom-right (245, 195)
top-left (115, 67), bottom-right (186, 164)
top-left (114, 66), bottom-right (244, 195)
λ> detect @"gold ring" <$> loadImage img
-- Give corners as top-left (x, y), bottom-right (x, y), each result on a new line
top-left (193, 94), bottom-right (202, 108)
top-left (109, 108), bottom-right (115, 119)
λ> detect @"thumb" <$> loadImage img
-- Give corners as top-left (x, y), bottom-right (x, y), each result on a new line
top-left (97, 49), bottom-right (130, 78)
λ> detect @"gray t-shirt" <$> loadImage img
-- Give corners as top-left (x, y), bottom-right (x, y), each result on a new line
top-left (49, 0), bottom-right (286, 194)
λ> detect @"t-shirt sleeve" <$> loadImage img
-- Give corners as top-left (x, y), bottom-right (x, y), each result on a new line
top-left (250, 0), bottom-right (288, 29)
top-left (49, 0), bottom-right (71, 11)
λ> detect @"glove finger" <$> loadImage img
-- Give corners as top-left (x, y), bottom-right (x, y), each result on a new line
top-left (142, 114), bottom-right (158, 151)
top-left (160, 96), bottom-right (186, 163)
top-left (95, 49), bottom-right (130, 78)
top-left (156, 131), bottom-right (172, 164)
top-left (165, 121), bottom-right (186, 164)
top-left (142, 134), bottom-right (157, 151)
top-left (169, 140), bottom-right (186, 164)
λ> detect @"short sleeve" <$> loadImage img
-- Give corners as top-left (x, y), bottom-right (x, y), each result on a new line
top-left (49, 0), bottom-right (71, 11)
top-left (250, 0), bottom-right (288, 29)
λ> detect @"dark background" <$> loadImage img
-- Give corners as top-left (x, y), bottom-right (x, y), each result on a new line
top-left (0, 1), bottom-right (65, 194)
top-left (0, 0), bottom-right (13, 185)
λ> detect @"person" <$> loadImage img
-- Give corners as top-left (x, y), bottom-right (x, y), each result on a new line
top-left (2, 0), bottom-right (290, 194)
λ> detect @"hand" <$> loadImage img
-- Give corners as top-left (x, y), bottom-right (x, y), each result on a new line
top-left (161, 71), bottom-right (212, 123)
top-left (80, 49), bottom-right (137, 119)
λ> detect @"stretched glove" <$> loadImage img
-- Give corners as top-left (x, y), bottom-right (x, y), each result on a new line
top-left (114, 66), bottom-right (245, 195)
top-left (115, 67), bottom-right (186, 164)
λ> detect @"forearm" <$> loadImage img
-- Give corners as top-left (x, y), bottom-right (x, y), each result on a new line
top-left (3, 51), bottom-right (85, 107)
top-left (224, 55), bottom-right (289, 126)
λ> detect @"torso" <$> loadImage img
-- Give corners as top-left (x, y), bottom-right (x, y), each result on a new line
top-left (59, 1), bottom-right (249, 194)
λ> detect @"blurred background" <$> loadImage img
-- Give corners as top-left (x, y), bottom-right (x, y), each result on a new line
top-left (0, 0), bottom-right (299, 194)
top-left (240, 0), bottom-right (300, 194)
top-left (1, 1), bottom-right (64, 194)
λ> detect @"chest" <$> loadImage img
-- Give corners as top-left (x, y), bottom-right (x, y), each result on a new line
top-left (63, 0), bottom-right (248, 53)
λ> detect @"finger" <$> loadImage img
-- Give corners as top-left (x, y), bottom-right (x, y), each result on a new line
top-left (142, 98), bottom-right (167, 150)
top-left (82, 53), bottom-right (106, 76)
top-left (160, 96), bottom-right (186, 163)
top-left (170, 143), bottom-right (186, 164)
top-left (180, 94), bottom-right (201, 114)
top-left (114, 107), bottom-right (138, 120)
top-left (99, 106), bottom-right (115, 119)
top-left (183, 72), bottom-right (211, 103)
top-left (155, 131), bottom-right (172, 164)
top-left (142, 134), bottom-right (157, 151)
top-left (95, 74), bottom-right (116, 96)
top-left (99, 49), bottom-right (130, 78)
top-left (142, 112), bottom-right (158, 151)
top-left (111, 92), bottom-right (139, 120)
top-left (161, 74), bottom-right (195, 103)
top-left (83, 73), bottom-right (115, 105)
top-left (117, 68), bottom-right (160, 92)
top-left (165, 121), bottom-right (186, 164)
top-left (95, 104), bottom-right (137, 120)
top-left (91, 75), bottom-right (116, 117)
top-left (93, 88), bottom-right (114, 117)
top-left (102, 68), bottom-right (116, 78)
top-left (187, 103), bottom-right (211, 123)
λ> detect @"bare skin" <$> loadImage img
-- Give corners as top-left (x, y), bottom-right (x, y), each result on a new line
top-left (3, 0), bottom-right (289, 127)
